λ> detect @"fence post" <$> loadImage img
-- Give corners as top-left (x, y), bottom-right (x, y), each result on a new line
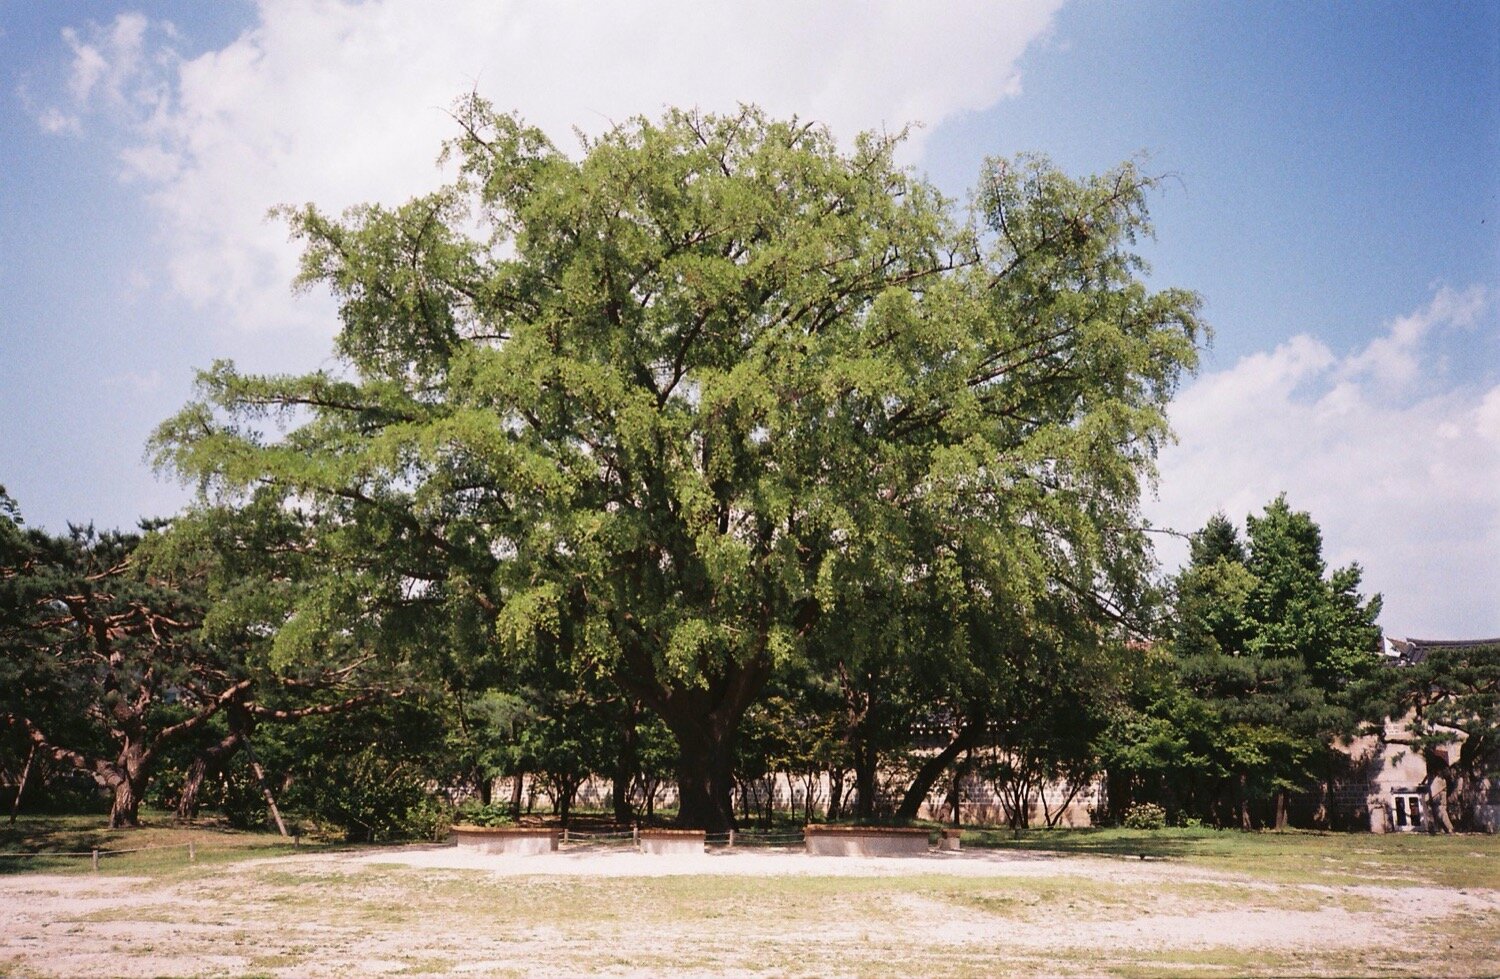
top-left (632, 823), bottom-right (639, 847)
top-left (91, 849), bottom-right (99, 872)
top-left (562, 827), bottom-right (569, 845)
top-left (189, 841), bottom-right (195, 863)
top-left (728, 829), bottom-right (735, 848)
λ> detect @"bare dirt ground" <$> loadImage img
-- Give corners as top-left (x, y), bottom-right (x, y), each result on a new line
top-left (3, 843), bottom-right (1497, 977)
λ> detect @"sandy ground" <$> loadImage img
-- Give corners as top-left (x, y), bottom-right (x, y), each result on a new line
top-left (353, 844), bottom-right (1498, 951)
top-left (3, 844), bottom-right (1497, 977)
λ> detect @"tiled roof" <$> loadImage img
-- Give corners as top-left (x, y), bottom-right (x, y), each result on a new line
top-left (1388, 636), bottom-right (1500, 665)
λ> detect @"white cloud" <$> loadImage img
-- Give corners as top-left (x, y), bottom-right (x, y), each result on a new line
top-left (1148, 286), bottom-right (1500, 639)
top-left (1339, 284), bottom-right (1486, 387)
top-left (39, 0), bottom-right (1063, 335)
top-left (34, 105), bottom-right (81, 135)
top-left (61, 13), bottom-right (154, 108)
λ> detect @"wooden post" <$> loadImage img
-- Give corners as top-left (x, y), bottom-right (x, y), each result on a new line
top-left (632, 823), bottom-right (639, 847)
top-left (562, 827), bottom-right (569, 844)
top-left (188, 841), bottom-right (195, 862)
top-left (91, 849), bottom-right (99, 872)
top-left (8, 743), bottom-right (36, 825)
top-left (728, 829), bottom-right (735, 848)
top-left (242, 734), bottom-right (289, 837)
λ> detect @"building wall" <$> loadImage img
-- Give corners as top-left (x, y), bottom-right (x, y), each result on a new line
top-left (1325, 713), bottom-right (1496, 833)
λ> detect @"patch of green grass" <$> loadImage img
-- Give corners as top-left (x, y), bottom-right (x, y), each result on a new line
top-left (1106, 947), bottom-right (1321, 977)
top-left (966, 825), bottom-right (1500, 888)
top-left (249, 950), bottom-right (311, 969)
top-left (0, 811), bottom-right (345, 878)
top-left (393, 957), bottom-right (457, 975)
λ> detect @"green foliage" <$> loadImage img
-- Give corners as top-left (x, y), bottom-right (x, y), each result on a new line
top-left (0, 497), bottom-right (239, 827)
top-left (455, 801), bottom-right (514, 827)
top-left (150, 97), bottom-right (1204, 829)
top-left (1108, 497), bottom-right (1383, 826)
top-left (1245, 496), bottom-right (1382, 689)
top-left (234, 699), bottom-right (455, 842)
top-left (284, 745), bottom-right (448, 843)
top-left (1366, 639), bottom-right (1500, 827)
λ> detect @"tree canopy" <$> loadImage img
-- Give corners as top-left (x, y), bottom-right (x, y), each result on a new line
top-left (1107, 497), bottom-right (1383, 828)
top-left (152, 98), bottom-right (1204, 831)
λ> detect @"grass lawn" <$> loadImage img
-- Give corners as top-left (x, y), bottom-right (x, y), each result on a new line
top-left (0, 811), bottom-right (327, 878)
top-left (964, 823), bottom-right (1500, 889)
top-left (1, 813), bottom-right (1496, 977)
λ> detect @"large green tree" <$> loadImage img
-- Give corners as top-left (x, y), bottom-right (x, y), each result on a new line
top-left (1245, 495), bottom-right (1383, 690)
top-left (154, 99), bottom-right (1202, 830)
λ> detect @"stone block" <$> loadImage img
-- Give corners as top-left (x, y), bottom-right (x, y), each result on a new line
top-left (804, 825), bottom-right (931, 857)
top-left (638, 829), bottom-right (706, 854)
top-left (450, 826), bottom-right (560, 855)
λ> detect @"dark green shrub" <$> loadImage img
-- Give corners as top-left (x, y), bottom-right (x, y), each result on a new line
top-left (456, 801), bottom-right (514, 827)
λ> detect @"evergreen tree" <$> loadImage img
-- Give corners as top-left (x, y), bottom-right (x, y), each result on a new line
top-left (1110, 497), bottom-right (1381, 827)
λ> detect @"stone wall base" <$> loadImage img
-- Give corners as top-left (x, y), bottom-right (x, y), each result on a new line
top-left (804, 826), bottom-right (930, 857)
top-left (450, 827), bottom-right (559, 855)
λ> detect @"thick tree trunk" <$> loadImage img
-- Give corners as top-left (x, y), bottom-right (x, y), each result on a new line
top-left (108, 743), bottom-right (152, 829)
top-left (177, 757), bottom-right (210, 821)
top-left (509, 773), bottom-right (524, 819)
top-left (826, 769), bottom-right (844, 822)
top-left (615, 636), bottom-right (770, 833)
top-left (613, 702), bottom-right (637, 825)
top-left (109, 774), bottom-right (144, 829)
top-left (1274, 788), bottom-right (1289, 830)
top-left (895, 722), bottom-right (980, 823)
top-left (1105, 770), bottom-right (1130, 825)
top-left (1427, 773), bottom-right (1455, 835)
top-left (671, 728), bottom-right (737, 833)
top-left (612, 766), bottom-right (632, 824)
top-left (853, 739), bottom-right (878, 820)
top-left (177, 730), bottom-right (244, 821)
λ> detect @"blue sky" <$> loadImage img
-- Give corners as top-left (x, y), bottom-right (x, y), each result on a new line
top-left (1, 1), bottom-right (1496, 636)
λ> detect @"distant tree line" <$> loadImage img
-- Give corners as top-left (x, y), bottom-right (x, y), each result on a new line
top-left (4, 483), bottom-right (1495, 836)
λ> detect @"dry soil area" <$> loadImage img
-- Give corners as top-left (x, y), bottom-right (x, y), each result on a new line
top-left (2, 843), bottom-right (1496, 977)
